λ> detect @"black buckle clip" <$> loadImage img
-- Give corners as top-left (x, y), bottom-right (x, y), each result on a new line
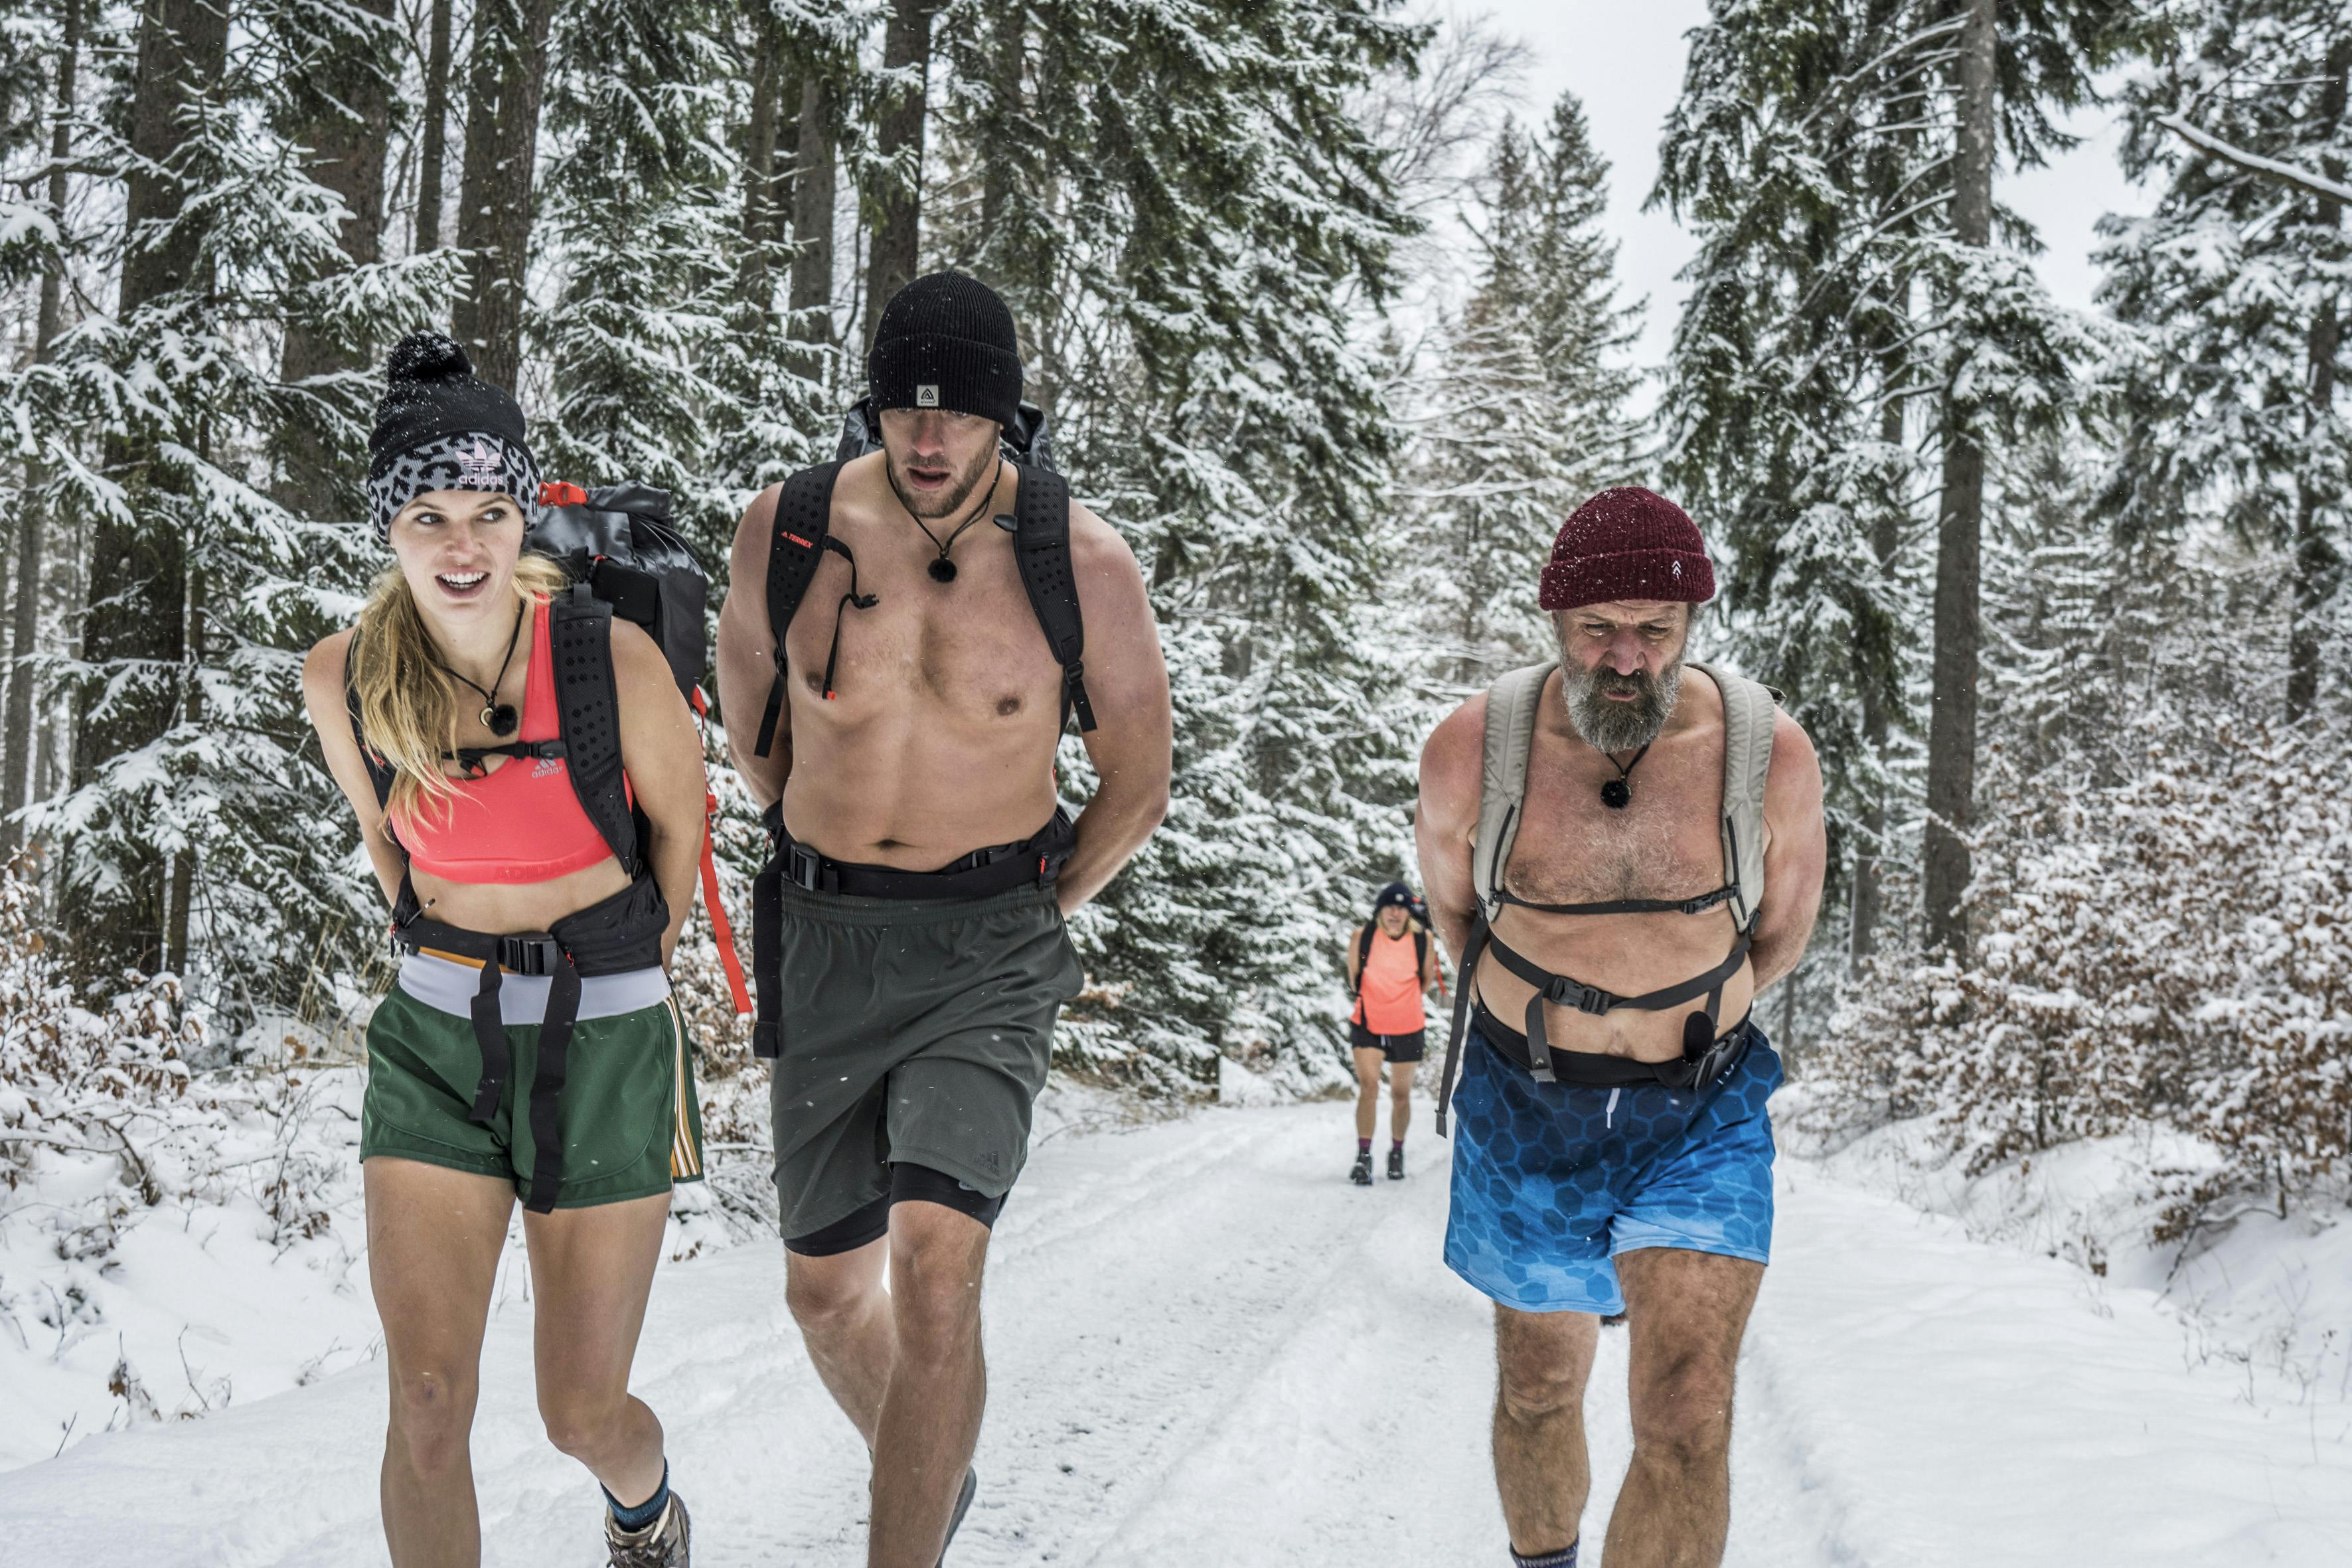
top-left (496, 933), bottom-right (561, 977)
top-left (1551, 979), bottom-right (1614, 1016)
top-left (784, 842), bottom-right (839, 894)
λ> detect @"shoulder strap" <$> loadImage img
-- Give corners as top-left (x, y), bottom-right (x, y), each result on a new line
top-left (1686, 659), bottom-right (1775, 931)
top-left (755, 462), bottom-right (845, 757)
top-left (1470, 662), bottom-right (1555, 917)
top-left (341, 632), bottom-right (395, 813)
top-left (1353, 923), bottom-right (1373, 997)
top-left (1415, 928), bottom-right (1428, 975)
top-left (547, 585), bottom-right (640, 875)
top-left (1010, 465), bottom-right (1096, 732)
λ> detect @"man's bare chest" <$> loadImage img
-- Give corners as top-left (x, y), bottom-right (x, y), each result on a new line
top-left (785, 529), bottom-right (1059, 721)
top-left (1503, 734), bottom-right (1727, 906)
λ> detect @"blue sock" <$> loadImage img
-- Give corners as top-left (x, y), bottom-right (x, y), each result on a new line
top-left (1512, 1543), bottom-right (1577, 1568)
top-left (604, 1461), bottom-right (669, 1533)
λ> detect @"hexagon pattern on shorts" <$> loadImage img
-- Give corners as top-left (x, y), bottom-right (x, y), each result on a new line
top-left (1444, 1022), bottom-right (1783, 1315)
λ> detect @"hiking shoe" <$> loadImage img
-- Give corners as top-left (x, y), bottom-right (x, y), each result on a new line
top-left (1350, 1151), bottom-right (1374, 1186)
top-left (937, 1468), bottom-right (977, 1565)
top-left (1387, 1146), bottom-right (1405, 1181)
top-left (606, 1490), bottom-right (690, 1567)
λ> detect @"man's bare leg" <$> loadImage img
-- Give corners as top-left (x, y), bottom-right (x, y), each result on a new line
top-left (785, 1234), bottom-right (895, 1447)
top-left (1492, 1302), bottom-right (1599, 1559)
top-left (785, 1202), bottom-right (990, 1567)
top-left (1602, 1248), bottom-right (1764, 1568)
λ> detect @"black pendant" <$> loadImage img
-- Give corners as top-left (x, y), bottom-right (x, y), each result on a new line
top-left (1600, 779), bottom-right (1631, 811)
top-left (928, 556), bottom-right (958, 584)
top-left (485, 704), bottom-right (519, 738)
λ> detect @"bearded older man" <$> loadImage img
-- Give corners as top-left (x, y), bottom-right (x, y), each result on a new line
top-left (1415, 487), bottom-right (1826, 1568)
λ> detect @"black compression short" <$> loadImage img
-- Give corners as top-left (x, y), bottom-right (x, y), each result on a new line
top-left (783, 1162), bottom-right (1008, 1257)
top-left (1350, 1022), bottom-right (1427, 1063)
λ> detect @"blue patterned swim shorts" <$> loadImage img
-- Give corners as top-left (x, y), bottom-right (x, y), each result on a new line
top-left (1444, 1017), bottom-right (1782, 1314)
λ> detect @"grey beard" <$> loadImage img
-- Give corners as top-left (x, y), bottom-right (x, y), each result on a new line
top-left (1560, 655), bottom-right (1684, 754)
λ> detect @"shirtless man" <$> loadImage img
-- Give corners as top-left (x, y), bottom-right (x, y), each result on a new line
top-left (1415, 487), bottom-right (1826, 1568)
top-left (716, 272), bottom-right (1170, 1567)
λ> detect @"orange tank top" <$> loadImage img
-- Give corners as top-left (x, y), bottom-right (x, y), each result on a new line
top-left (1354, 927), bottom-right (1427, 1034)
top-left (389, 599), bottom-right (623, 884)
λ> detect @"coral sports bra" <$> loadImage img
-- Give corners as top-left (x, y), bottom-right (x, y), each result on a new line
top-left (389, 598), bottom-right (627, 884)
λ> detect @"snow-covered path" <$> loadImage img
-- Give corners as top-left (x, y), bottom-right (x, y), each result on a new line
top-left (3, 1100), bottom-right (2347, 1566)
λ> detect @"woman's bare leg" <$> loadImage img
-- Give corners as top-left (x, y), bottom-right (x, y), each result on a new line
top-left (1353, 1047), bottom-right (1384, 1140)
top-left (366, 1156), bottom-right (516, 1568)
top-left (522, 1190), bottom-right (673, 1509)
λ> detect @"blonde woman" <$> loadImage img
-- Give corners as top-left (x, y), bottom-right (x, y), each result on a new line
top-left (303, 332), bottom-right (706, 1567)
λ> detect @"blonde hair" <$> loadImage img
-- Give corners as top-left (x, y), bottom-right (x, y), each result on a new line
top-left (349, 553), bottom-right (571, 831)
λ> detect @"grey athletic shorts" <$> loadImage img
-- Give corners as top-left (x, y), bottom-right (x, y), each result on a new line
top-left (767, 880), bottom-right (1083, 1245)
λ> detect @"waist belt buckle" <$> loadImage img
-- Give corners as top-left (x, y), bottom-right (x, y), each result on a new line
top-left (1553, 980), bottom-right (1612, 1016)
top-left (499, 933), bottom-right (559, 977)
top-left (785, 843), bottom-right (823, 892)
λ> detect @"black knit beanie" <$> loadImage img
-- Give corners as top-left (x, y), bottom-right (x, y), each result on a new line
top-left (364, 331), bottom-right (541, 542)
top-left (866, 272), bottom-right (1023, 430)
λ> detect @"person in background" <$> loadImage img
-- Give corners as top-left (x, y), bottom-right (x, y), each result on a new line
top-left (1343, 881), bottom-right (1445, 1184)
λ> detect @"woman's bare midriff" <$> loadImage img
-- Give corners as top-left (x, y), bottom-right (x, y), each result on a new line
top-left (406, 854), bottom-right (633, 935)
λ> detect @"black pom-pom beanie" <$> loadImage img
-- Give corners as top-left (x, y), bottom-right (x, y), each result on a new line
top-left (866, 272), bottom-right (1024, 430)
top-left (365, 331), bottom-right (540, 541)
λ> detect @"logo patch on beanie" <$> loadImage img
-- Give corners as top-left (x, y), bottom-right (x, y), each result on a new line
top-left (915, 384), bottom-right (940, 408)
top-left (457, 438), bottom-right (504, 486)
top-left (1672, 560), bottom-right (1684, 580)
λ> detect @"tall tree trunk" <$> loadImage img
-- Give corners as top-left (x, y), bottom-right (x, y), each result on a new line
top-left (1850, 386), bottom-right (1904, 967)
top-left (1923, 0), bottom-right (1995, 958)
top-left (1, 0), bottom-right (79, 865)
top-left (416, 0), bottom-right (454, 252)
top-left (2288, 38), bottom-right (2350, 722)
top-left (789, 72), bottom-right (837, 351)
top-left (740, 8), bottom-right (784, 307)
top-left (165, 564), bottom-right (204, 975)
top-left (978, 4), bottom-right (1023, 242)
top-left (453, 0), bottom-right (556, 392)
top-left (277, 0), bottom-right (396, 519)
top-left (865, 0), bottom-right (937, 347)
top-left (72, 0), bottom-right (228, 980)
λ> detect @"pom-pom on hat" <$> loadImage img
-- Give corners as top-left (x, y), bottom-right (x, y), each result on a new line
top-left (364, 331), bottom-right (540, 542)
top-left (866, 271), bottom-right (1024, 430)
top-left (1538, 486), bottom-right (1717, 611)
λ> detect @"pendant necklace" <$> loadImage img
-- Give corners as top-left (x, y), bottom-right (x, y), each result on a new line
top-left (440, 600), bottom-right (524, 738)
top-left (892, 459), bottom-right (1005, 583)
top-left (1599, 743), bottom-right (1651, 810)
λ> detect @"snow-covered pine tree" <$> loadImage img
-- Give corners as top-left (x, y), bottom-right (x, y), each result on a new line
top-left (35, 0), bottom-right (452, 1018)
top-left (1404, 92), bottom-right (1641, 690)
top-left (1656, 0), bottom-right (2115, 961)
top-left (533, 0), bottom-right (735, 526)
top-left (922, 0), bottom-right (1427, 1085)
top-left (2098, 0), bottom-right (2351, 722)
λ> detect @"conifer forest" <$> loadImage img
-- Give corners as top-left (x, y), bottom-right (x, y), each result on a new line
top-left (1, 1), bottom-right (2349, 1499)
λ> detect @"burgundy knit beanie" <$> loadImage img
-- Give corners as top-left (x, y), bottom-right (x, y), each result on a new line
top-left (1538, 487), bottom-right (1717, 611)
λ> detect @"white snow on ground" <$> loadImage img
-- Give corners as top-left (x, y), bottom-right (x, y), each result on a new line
top-left (3, 1096), bottom-right (2349, 1565)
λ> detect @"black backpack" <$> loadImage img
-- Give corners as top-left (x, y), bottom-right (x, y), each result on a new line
top-left (747, 397), bottom-right (1094, 759)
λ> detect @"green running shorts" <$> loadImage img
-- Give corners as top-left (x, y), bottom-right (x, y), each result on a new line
top-left (361, 982), bottom-right (706, 1208)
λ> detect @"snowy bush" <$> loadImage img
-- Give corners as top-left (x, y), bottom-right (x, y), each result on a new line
top-left (1812, 718), bottom-right (2352, 1225)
